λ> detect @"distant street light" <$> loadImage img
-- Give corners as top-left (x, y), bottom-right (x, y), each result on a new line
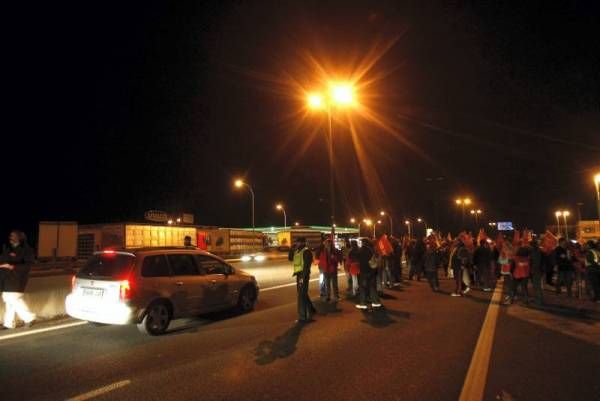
top-left (380, 211), bottom-right (393, 235)
top-left (416, 217), bottom-right (428, 236)
top-left (555, 211), bottom-right (562, 237)
top-left (562, 210), bottom-right (570, 240)
top-left (275, 204), bottom-right (287, 229)
top-left (405, 220), bottom-right (412, 239)
top-left (455, 197), bottom-right (472, 227)
top-left (234, 179), bottom-right (255, 231)
top-left (350, 218), bottom-right (361, 236)
top-left (470, 209), bottom-right (483, 228)
top-left (294, 221), bottom-right (300, 227)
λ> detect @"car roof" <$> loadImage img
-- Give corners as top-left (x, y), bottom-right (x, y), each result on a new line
top-left (95, 247), bottom-right (225, 260)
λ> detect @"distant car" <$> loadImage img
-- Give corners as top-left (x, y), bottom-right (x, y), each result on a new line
top-left (65, 248), bottom-right (259, 335)
top-left (240, 253), bottom-right (266, 262)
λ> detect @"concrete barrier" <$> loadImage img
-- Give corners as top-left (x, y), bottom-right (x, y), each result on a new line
top-left (0, 275), bottom-right (72, 320)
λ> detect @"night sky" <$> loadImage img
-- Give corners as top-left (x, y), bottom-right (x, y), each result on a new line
top-left (6, 1), bottom-right (600, 244)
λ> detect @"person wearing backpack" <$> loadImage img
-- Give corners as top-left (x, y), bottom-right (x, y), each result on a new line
top-left (585, 241), bottom-right (600, 303)
top-left (289, 237), bottom-right (316, 323)
top-left (355, 239), bottom-right (381, 309)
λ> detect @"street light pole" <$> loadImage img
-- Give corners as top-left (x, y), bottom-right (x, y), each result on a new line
top-left (328, 105), bottom-right (335, 244)
top-left (380, 211), bottom-right (393, 236)
top-left (562, 210), bottom-right (570, 240)
top-left (405, 220), bottom-right (412, 239)
top-left (595, 173), bottom-right (600, 224)
top-left (235, 179), bottom-right (255, 231)
top-left (276, 204), bottom-right (287, 229)
top-left (555, 211), bottom-right (562, 237)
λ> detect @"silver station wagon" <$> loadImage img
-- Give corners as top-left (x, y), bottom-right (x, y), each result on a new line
top-left (66, 248), bottom-right (259, 335)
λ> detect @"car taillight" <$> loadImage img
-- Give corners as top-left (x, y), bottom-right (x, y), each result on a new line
top-left (119, 279), bottom-right (132, 301)
top-left (71, 275), bottom-right (76, 290)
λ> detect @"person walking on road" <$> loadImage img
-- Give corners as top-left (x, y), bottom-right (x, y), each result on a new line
top-left (289, 237), bottom-right (316, 323)
top-left (0, 230), bottom-right (36, 329)
top-left (529, 239), bottom-right (544, 305)
top-left (554, 238), bottom-right (574, 297)
top-left (473, 239), bottom-right (493, 291)
top-left (505, 242), bottom-right (531, 305)
top-left (348, 240), bottom-right (361, 296)
top-left (450, 242), bottom-right (469, 296)
top-left (424, 242), bottom-right (439, 292)
top-left (356, 239), bottom-right (382, 309)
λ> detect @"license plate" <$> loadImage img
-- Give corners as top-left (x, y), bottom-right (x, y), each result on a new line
top-left (82, 287), bottom-right (104, 299)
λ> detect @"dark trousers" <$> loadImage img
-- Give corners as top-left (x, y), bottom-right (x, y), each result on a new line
top-left (556, 271), bottom-right (574, 296)
top-left (425, 270), bottom-right (439, 291)
top-left (531, 273), bottom-right (544, 305)
top-left (545, 264), bottom-right (554, 285)
top-left (453, 268), bottom-right (462, 293)
top-left (296, 274), bottom-right (315, 320)
top-left (510, 277), bottom-right (529, 302)
top-left (359, 272), bottom-right (380, 305)
top-left (478, 264), bottom-right (491, 288)
top-left (324, 271), bottom-right (339, 300)
top-left (392, 257), bottom-right (402, 282)
top-left (409, 262), bottom-right (423, 280)
top-left (587, 270), bottom-right (600, 301)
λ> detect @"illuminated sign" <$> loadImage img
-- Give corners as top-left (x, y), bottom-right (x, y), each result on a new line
top-left (144, 210), bottom-right (169, 223)
top-left (497, 222), bottom-right (514, 231)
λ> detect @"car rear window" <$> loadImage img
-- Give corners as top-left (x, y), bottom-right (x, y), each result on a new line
top-left (78, 254), bottom-right (135, 278)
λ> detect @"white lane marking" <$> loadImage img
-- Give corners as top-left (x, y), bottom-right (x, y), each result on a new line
top-left (260, 278), bottom-right (320, 292)
top-left (0, 321), bottom-right (88, 341)
top-left (64, 379), bottom-right (131, 401)
top-left (458, 280), bottom-right (504, 401)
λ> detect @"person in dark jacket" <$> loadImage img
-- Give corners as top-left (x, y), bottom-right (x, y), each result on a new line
top-left (529, 239), bottom-right (544, 305)
top-left (0, 230), bottom-right (36, 329)
top-left (289, 237), bottom-right (316, 323)
top-left (473, 239), bottom-right (493, 291)
top-left (424, 243), bottom-right (439, 292)
top-left (554, 238), bottom-right (574, 297)
top-left (355, 239), bottom-right (381, 309)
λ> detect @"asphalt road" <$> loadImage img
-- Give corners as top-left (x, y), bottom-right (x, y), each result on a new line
top-left (0, 262), bottom-right (598, 401)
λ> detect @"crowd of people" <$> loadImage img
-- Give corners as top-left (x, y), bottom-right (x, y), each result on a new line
top-left (289, 229), bottom-right (600, 322)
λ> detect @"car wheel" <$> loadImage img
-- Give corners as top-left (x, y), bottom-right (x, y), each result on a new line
top-left (137, 301), bottom-right (171, 335)
top-left (237, 286), bottom-right (256, 313)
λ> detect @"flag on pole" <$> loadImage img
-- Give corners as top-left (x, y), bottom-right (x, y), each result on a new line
top-left (541, 230), bottom-right (558, 254)
top-left (377, 234), bottom-right (393, 256)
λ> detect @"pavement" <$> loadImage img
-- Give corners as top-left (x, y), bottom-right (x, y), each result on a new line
top-left (0, 265), bottom-right (598, 401)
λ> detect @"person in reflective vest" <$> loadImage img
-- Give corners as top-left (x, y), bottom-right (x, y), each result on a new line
top-left (289, 237), bottom-right (316, 323)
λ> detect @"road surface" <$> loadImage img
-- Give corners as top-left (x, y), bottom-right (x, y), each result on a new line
top-left (0, 261), bottom-right (598, 401)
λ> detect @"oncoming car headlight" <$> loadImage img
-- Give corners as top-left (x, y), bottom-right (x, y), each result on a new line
top-left (241, 255), bottom-right (252, 262)
top-left (254, 255), bottom-right (266, 262)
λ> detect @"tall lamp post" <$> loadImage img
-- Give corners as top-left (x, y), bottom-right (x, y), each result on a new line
top-left (350, 218), bottom-right (361, 236)
top-left (470, 209), bottom-right (482, 229)
top-left (416, 217), bottom-right (427, 237)
top-left (307, 82), bottom-right (356, 244)
top-left (562, 210), bottom-right (570, 240)
top-left (275, 204), bottom-right (287, 229)
top-left (380, 211), bottom-right (393, 236)
top-left (555, 211), bottom-right (562, 237)
top-left (405, 220), bottom-right (412, 239)
top-left (455, 197), bottom-right (472, 228)
top-left (234, 179), bottom-right (255, 231)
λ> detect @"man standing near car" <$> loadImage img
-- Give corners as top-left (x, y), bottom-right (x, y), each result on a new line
top-left (0, 230), bottom-right (36, 329)
top-left (289, 237), bottom-right (316, 323)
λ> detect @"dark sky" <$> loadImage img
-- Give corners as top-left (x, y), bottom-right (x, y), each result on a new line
top-left (6, 0), bottom-right (600, 242)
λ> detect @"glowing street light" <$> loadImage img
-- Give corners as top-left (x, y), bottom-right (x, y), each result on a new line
top-left (555, 211), bottom-right (562, 237)
top-left (275, 204), bottom-right (287, 229)
top-left (380, 211), bottom-right (393, 235)
top-left (470, 209), bottom-right (483, 228)
top-left (234, 179), bottom-right (255, 231)
top-left (350, 218), bottom-right (361, 236)
top-left (405, 220), bottom-right (412, 239)
top-left (306, 81), bottom-right (358, 244)
top-left (455, 197), bottom-right (472, 227)
top-left (562, 210), bottom-right (570, 240)
top-left (294, 221), bottom-right (300, 227)
top-left (417, 217), bottom-right (428, 236)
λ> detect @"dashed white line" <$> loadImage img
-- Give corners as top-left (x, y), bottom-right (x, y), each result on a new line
top-left (64, 379), bottom-right (131, 401)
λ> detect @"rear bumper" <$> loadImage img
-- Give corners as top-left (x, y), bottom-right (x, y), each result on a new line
top-left (65, 293), bottom-right (135, 325)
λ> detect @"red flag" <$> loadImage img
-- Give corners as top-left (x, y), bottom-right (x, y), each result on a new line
top-left (541, 230), bottom-right (558, 254)
top-left (522, 229), bottom-right (533, 244)
top-left (377, 234), bottom-right (393, 256)
top-left (446, 232), bottom-right (453, 242)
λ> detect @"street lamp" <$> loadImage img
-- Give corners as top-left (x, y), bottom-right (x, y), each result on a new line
top-left (380, 211), bottom-right (393, 235)
top-left (350, 218), bottom-right (361, 236)
top-left (455, 197), bottom-right (472, 227)
top-left (555, 211), bottom-right (562, 237)
top-left (405, 220), bottom-right (412, 239)
top-left (470, 209), bottom-right (482, 228)
top-left (275, 204), bottom-right (287, 229)
top-left (294, 221), bottom-right (300, 227)
top-left (562, 210), bottom-right (570, 240)
top-left (307, 81), bottom-right (357, 244)
top-left (416, 217), bottom-right (427, 236)
top-left (234, 179), bottom-right (255, 231)
top-left (594, 173), bottom-right (600, 222)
